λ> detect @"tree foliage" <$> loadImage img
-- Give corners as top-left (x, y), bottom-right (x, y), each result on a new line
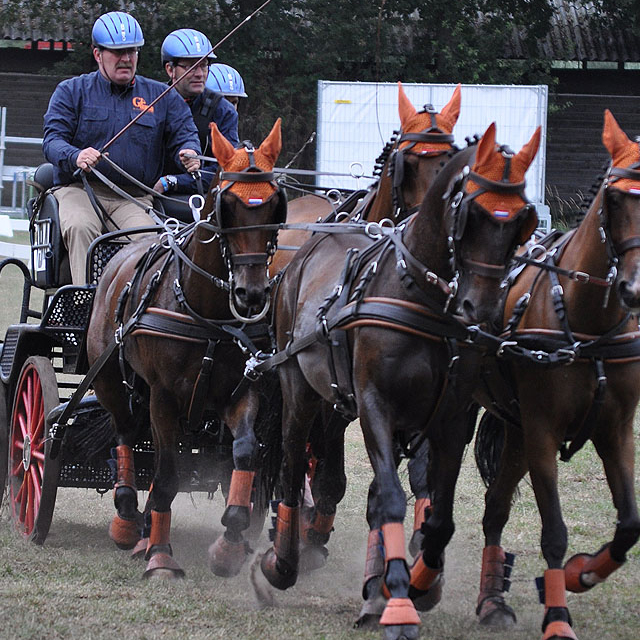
top-left (0, 0), bottom-right (599, 165)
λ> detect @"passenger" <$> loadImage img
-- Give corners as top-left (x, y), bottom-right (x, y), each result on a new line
top-left (43, 11), bottom-right (201, 285)
top-left (206, 63), bottom-right (248, 112)
top-left (155, 29), bottom-right (239, 203)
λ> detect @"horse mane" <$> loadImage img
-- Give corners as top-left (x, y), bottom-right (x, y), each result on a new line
top-left (373, 131), bottom-right (399, 177)
top-left (572, 160), bottom-right (611, 228)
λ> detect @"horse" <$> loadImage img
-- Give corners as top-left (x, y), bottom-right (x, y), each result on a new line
top-left (472, 109), bottom-right (640, 640)
top-left (86, 119), bottom-right (287, 579)
top-left (257, 121), bottom-right (541, 639)
top-left (265, 82), bottom-right (465, 572)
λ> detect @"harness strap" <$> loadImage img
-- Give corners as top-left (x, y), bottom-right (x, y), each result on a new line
top-left (187, 339), bottom-right (219, 430)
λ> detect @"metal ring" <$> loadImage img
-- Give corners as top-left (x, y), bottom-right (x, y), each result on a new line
top-left (527, 243), bottom-right (547, 262)
top-left (326, 189), bottom-right (342, 204)
top-left (365, 221), bottom-right (383, 239)
top-left (349, 162), bottom-right (364, 178)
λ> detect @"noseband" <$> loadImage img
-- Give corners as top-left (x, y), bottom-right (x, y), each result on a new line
top-left (389, 105), bottom-right (455, 218)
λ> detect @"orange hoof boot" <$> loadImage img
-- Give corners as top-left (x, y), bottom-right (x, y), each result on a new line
top-left (380, 598), bottom-right (420, 640)
top-left (408, 555), bottom-right (444, 611)
top-left (260, 547), bottom-right (298, 590)
top-left (143, 552), bottom-right (185, 580)
top-left (542, 620), bottom-right (578, 640)
top-left (477, 596), bottom-right (517, 629)
top-left (564, 545), bottom-right (623, 593)
top-left (208, 534), bottom-right (248, 577)
top-left (109, 514), bottom-right (141, 550)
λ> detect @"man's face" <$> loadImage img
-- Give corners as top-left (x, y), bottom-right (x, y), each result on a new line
top-left (225, 95), bottom-right (240, 111)
top-left (166, 58), bottom-right (209, 99)
top-left (94, 47), bottom-right (138, 85)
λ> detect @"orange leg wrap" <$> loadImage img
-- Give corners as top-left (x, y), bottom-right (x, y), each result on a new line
top-left (541, 569), bottom-right (578, 640)
top-left (409, 554), bottom-right (441, 592)
top-left (148, 510), bottom-right (171, 550)
top-left (274, 503), bottom-right (299, 563)
top-left (382, 522), bottom-right (406, 562)
top-left (564, 544), bottom-right (623, 593)
top-left (226, 470), bottom-right (255, 508)
top-left (413, 498), bottom-right (431, 532)
top-left (114, 444), bottom-right (136, 489)
top-left (477, 545), bottom-right (506, 608)
top-left (379, 597), bottom-right (421, 626)
top-left (362, 528), bottom-right (385, 596)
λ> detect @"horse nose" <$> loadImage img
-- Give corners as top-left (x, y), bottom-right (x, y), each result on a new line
top-left (234, 283), bottom-right (271, 310)
top-left (618, 278), bottom-right (640, 311)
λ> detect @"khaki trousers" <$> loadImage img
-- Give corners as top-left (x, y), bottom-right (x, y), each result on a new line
top-left (54, 183), bottom-right (157, 284)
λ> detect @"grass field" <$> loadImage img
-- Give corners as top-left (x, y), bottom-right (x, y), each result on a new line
top-left (0, 250), bottom-right (638, 640)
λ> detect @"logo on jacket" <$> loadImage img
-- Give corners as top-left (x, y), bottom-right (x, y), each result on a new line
top-left (132, 96), bottom-right (154, 113)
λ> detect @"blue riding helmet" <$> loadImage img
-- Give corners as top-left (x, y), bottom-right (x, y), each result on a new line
top-left (92, 11), bottom-right (144, 49)
top-left (206, 64), bottom-right (248, 97)
top-left (161, 29), bottom-right (216, 63)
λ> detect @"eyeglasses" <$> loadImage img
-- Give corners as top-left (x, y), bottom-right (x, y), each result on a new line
top-left (174, 61), bottom-right (210, 72)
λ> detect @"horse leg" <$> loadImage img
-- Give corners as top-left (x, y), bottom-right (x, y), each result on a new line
top-left (299, 406), bottom-right (348, 573)
top-left (407, 438), bottom-right (431, 558)
top-left (408, 433), bottom-right (463, 614)
top-left (564, 416), bottom-right (640, 592)
top-left (477, 424), bottom-right (526, 628)
top-left (359, 408), bottom-right (420, 640)
top-left (208, 388), bottom-right (261, 577)
top-left (260, 369), bottom-right (319, 590)
top-left (142, 390), bottom-right (183, 579)
top-left (354, 478), bottom-right (387, 629)
top-left (525, 428), bottom-right (576, 640)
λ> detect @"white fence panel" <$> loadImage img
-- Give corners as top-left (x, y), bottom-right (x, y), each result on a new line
top-left (316, 81), bottom-right (547, 206)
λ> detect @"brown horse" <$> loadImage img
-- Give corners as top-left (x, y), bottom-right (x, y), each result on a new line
top-left (473, 109), bottom-right (640, 640)
top-left (266, 82), bottom-right (464, 570)
top-left (258, 122), bottom-right (540, 639)
top-left (270, 82), bottom-right (462, 276)
top-left (86, 120), bottom-right (286, 579)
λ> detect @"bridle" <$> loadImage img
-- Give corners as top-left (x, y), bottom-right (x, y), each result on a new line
top-left (450, 146), bottom-right (538, 286)
top-left (389, 104), bottom-right (455, 219)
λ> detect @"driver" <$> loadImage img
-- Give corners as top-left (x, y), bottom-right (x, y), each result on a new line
top-left (42, 11), bottom-right (201, 284)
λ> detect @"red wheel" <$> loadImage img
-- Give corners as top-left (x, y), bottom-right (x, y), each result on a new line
top-left (8, 356), bottom-right (61, 544)
top-left (0, 380), bottom-right (8, 502)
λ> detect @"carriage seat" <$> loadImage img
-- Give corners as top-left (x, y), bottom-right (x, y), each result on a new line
top-left (29, 163), bottom-right (72, 289)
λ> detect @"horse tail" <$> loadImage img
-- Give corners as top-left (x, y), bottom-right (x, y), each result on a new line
top-left (474, 411), bottom-right (507, 488)
top-left (252, 370), bottom-right (283, 510)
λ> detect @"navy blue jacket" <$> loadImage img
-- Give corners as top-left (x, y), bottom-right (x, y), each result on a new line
top-left (43, 70), bottom-right (201, 188)
top-left (165, 88), bottom-right (240, 194)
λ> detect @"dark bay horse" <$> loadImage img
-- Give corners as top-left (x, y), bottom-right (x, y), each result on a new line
top-left (86, 120), bottom-right (286, 579)
top-left (267, 82), bottom-right (464, 567)
top-left (259, 122), bottom-right (541, 639)
top-left (473, 109), bottom-right (640, 639)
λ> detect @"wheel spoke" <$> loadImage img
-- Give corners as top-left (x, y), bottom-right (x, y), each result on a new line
top-left (24, 376), bottom-right (33, 427)
top-left (26, 475), bottom-right (35, 532)
top-left (17, 409), bottom-right (28, 440)
top-left (31, 449), bottom-right (45, 462)
top-left (29, 464), bottom-right (42, 511)
top-left (32, 412), bottom-right (44, 445)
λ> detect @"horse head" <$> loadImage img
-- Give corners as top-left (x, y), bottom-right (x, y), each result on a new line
top-left (370, 82), bottom-right (461, 221)
top-left (601, 109), bottom-right (640, 312)
top-left (209, 118), bottom-right (287, 322)
top-left (451, 122), bottom-right (541, 325)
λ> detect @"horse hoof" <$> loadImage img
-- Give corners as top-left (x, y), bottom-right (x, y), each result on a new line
top-left (411, 574), bottom-right (444, 612)
top-left (109, 514), bottom-right (141, 550)
top-left (299, 544), bottom-right (329, 574)
top-left (143, 553), bottom-right (185, 580)
top-left (249, 553), bottom-right (275, 608)
top-left (477, 597), bottom-right (517, 629)
top-left (208, 534), bottom-right (248, 577)
top-left (130, 537), bottom-right (149, 560)
top-left (353, 594), bottom-right (386, 629)
top-left (383, 625), bottom-right (420, 640)
top-left (260, 548), bottom-right (298, 590)
top-left (563, 553), bottom-right (592, 593)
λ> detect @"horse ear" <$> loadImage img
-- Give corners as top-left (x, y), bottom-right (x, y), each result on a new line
top-left (398, 81), bottom-right (417, 129)
top-left (258, 118), bottom-right (282, 166)
top-left (475, 122), bottom-right (497, 168)
top-left (440, 83), bottom-right (461, 126)
top-left (515, 126), bottom-right (541, 171)
top-left (602, 109), bottom-right (631, 158)
top-left (210, 122), bottom-right (236, 168)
